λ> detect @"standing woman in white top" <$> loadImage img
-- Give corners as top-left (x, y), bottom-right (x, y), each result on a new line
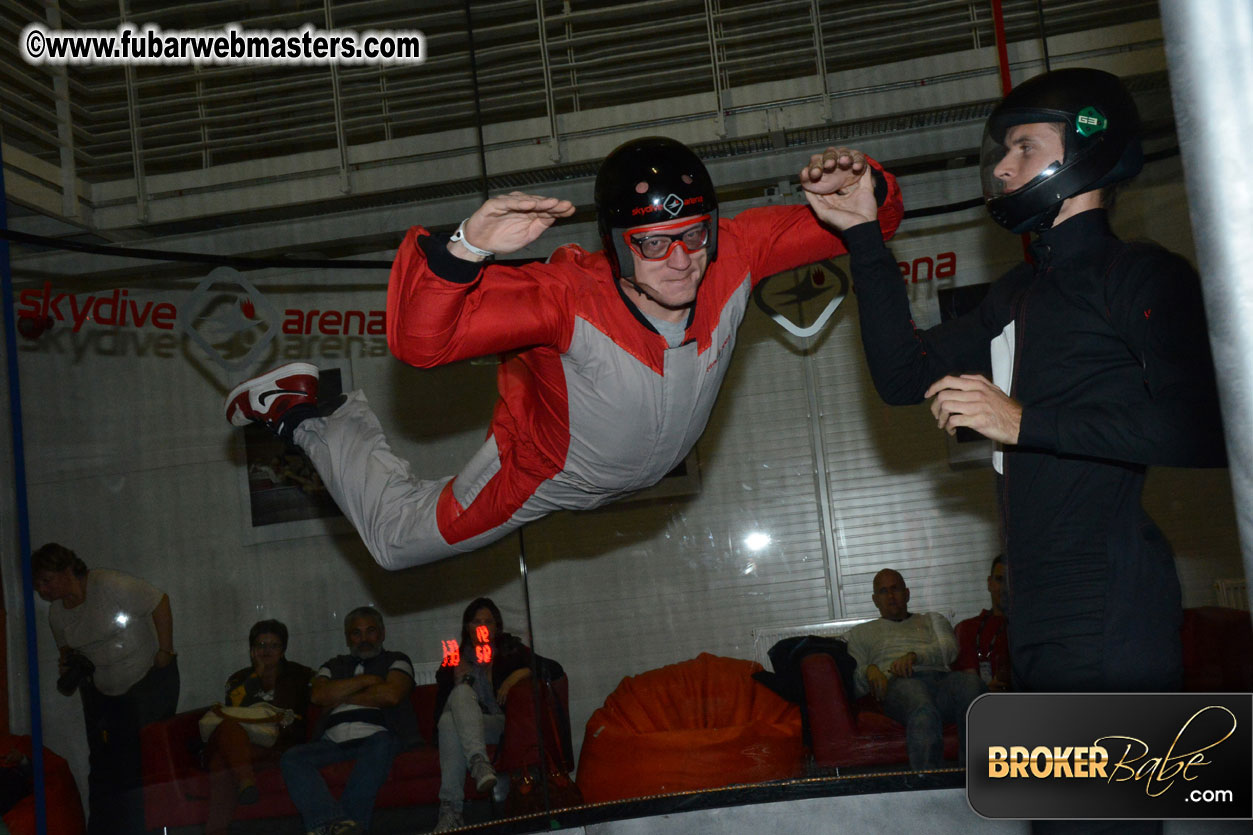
top-left (33, 542), bottom-right (179, 835)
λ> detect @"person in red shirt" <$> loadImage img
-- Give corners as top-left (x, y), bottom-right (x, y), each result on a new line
top-left (953, 555), bottom-right (1010, 691)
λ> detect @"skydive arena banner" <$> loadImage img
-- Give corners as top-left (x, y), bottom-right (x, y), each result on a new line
top-left (967, 693), bottom-right (1252, 820)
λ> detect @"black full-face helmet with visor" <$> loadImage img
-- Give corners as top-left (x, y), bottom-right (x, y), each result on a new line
top-left (595, 136), bottom-right (719, 280)
top-left (981, 68), bottom-right (1143, 234)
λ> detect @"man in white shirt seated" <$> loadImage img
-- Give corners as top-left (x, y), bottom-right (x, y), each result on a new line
top-left (844, 569), bottom-right (985, 770)
top-left (279, 606), bottom-right (418, 835)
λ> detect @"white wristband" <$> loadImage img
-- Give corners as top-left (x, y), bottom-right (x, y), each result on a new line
top-left (450, 220), bottom-right (495, 259)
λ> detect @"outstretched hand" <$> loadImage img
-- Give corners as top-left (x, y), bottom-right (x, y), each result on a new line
top-left (800, 146), bottom-right (878, 231)
top-left (451, 191), bottom-right (576, 261)
top-left (925, 374), bottom-right (1022, 444)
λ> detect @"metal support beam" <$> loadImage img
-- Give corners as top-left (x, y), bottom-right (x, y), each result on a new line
top-left (193, 65), bottom-right (210, 170)
top-left (703, 0), bottom-right (727, 137)
top-left (562, 1), bottom-right (579, 113)
top-left (809, 0), bottom-right (831, 123)
top-left (535, 0), bottom-right (562, 162)
top-left (803, 337), bottom-right (842, 620)
top-left (378, 70), bottom-right (392, 143)
top-left (325, 0), bottom-right (352, 193)
top-left (118, 0), bottom-right (148, 222)
top-left (44, 0), bottom-right (79, 220)
top-left (1160, 0), bottom-right (1253, 605)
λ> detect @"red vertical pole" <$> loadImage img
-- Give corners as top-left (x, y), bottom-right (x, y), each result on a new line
top-left (990, 0), bottom-right (1015, 95)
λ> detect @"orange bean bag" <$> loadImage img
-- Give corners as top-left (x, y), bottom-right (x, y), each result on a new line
top-left (576, 653), bottom-right (804, 803)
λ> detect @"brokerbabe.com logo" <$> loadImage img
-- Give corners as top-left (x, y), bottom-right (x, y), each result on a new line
top-left (967, 693), bottom-right (1252, 820)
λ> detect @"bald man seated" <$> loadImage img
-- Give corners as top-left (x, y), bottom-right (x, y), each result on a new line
top-left (844, 569), bottom-right (986, 770)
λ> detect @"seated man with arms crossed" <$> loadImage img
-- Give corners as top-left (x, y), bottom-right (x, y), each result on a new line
top-left (280, 606), bottom-right (418, 835)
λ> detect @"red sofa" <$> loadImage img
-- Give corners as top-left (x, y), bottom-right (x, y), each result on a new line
top-left (0, 734), bottom-right (85, 835)
top-left (801, 606), bottom-right (1252, 770)
top-left (1180, 606), bottom-right (1253, 692)
top-left (140, 675), bottom-right (571, 831)
top-left (801, 653), bottom-right (959, 770)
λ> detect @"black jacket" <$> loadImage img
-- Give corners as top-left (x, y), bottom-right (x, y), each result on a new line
top-left (847, 209), bottom-right (1224, 691)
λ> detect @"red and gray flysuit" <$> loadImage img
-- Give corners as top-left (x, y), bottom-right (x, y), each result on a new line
top-left (293, 165), bottom-right (903, 569)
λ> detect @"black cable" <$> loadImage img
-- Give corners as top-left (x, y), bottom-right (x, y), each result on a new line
top-left (1035, 0), bottom-right (1051, 72)
top-left (465, 0), bottom-right (490, 206)
top-left (0, 228), bottom-right (391, 269)
top-left (904, 197), bottom-right (985, 219)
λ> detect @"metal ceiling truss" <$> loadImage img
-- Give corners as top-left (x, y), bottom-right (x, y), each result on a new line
top-left (1, 0), bottom-right (1162, 244)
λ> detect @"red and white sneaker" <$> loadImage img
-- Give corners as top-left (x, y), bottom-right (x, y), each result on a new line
top-left (224, 362), bottom-right (319, 431)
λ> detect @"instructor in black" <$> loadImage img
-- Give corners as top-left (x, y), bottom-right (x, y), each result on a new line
top-left (802, 67), bottom-right (1226, 697)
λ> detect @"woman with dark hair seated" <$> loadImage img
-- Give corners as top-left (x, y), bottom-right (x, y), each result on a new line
top-left (433, 598), bottom-right (538, 832)
top-left (202, 620), bottom-right (313, 835)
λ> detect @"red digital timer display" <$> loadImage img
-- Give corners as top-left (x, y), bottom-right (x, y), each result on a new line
top-left (439, 626), bottom-right (492, 667)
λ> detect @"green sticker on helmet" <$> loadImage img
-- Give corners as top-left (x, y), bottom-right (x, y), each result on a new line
top-left (1075, 106), bottom-right (1108, 137)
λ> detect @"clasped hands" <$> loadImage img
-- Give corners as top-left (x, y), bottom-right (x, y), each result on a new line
top-left (865, 651), bottom-right (919, 702)
top-left (798, 150), bottom-right (1023, 446)
top-left (799, 146), bottom-right (878, 231)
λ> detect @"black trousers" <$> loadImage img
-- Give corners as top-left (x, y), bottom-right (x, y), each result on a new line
top-left (79, 660), bottom-right (179, 835)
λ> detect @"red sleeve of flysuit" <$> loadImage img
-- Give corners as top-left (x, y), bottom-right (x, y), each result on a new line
top-left (722, 156), bottom-right (903, 288)
top-left (386, 227), bottom-right (580, 368)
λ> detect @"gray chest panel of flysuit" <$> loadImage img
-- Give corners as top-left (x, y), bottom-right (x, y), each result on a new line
top-left (549, 277), bottom-right (749, 508)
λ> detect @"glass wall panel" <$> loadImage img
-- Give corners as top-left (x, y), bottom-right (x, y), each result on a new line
top-left (5, 256), bottom-right (546, 832)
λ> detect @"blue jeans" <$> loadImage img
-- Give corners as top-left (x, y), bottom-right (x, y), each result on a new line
top-left (280, 731), bottom-right (402, 830)
top-left (882, 670), bottom-right (985, 770)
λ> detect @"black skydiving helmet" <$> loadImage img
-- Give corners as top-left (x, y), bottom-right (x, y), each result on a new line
top-left (594, 136), bottom-right (719, 280)
top-left (980, 67), bottom-right (1143, 234)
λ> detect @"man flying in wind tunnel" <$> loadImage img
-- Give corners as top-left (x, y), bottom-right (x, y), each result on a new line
top-left (224, 137), bottom-right (903, 570)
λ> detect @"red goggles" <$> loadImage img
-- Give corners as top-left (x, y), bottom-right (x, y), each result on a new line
top-left (622, 215), bottom-right (713, 261)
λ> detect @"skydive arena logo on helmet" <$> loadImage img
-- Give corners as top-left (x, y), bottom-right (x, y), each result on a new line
top-left (630, 194), bottom-right (706, 217)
